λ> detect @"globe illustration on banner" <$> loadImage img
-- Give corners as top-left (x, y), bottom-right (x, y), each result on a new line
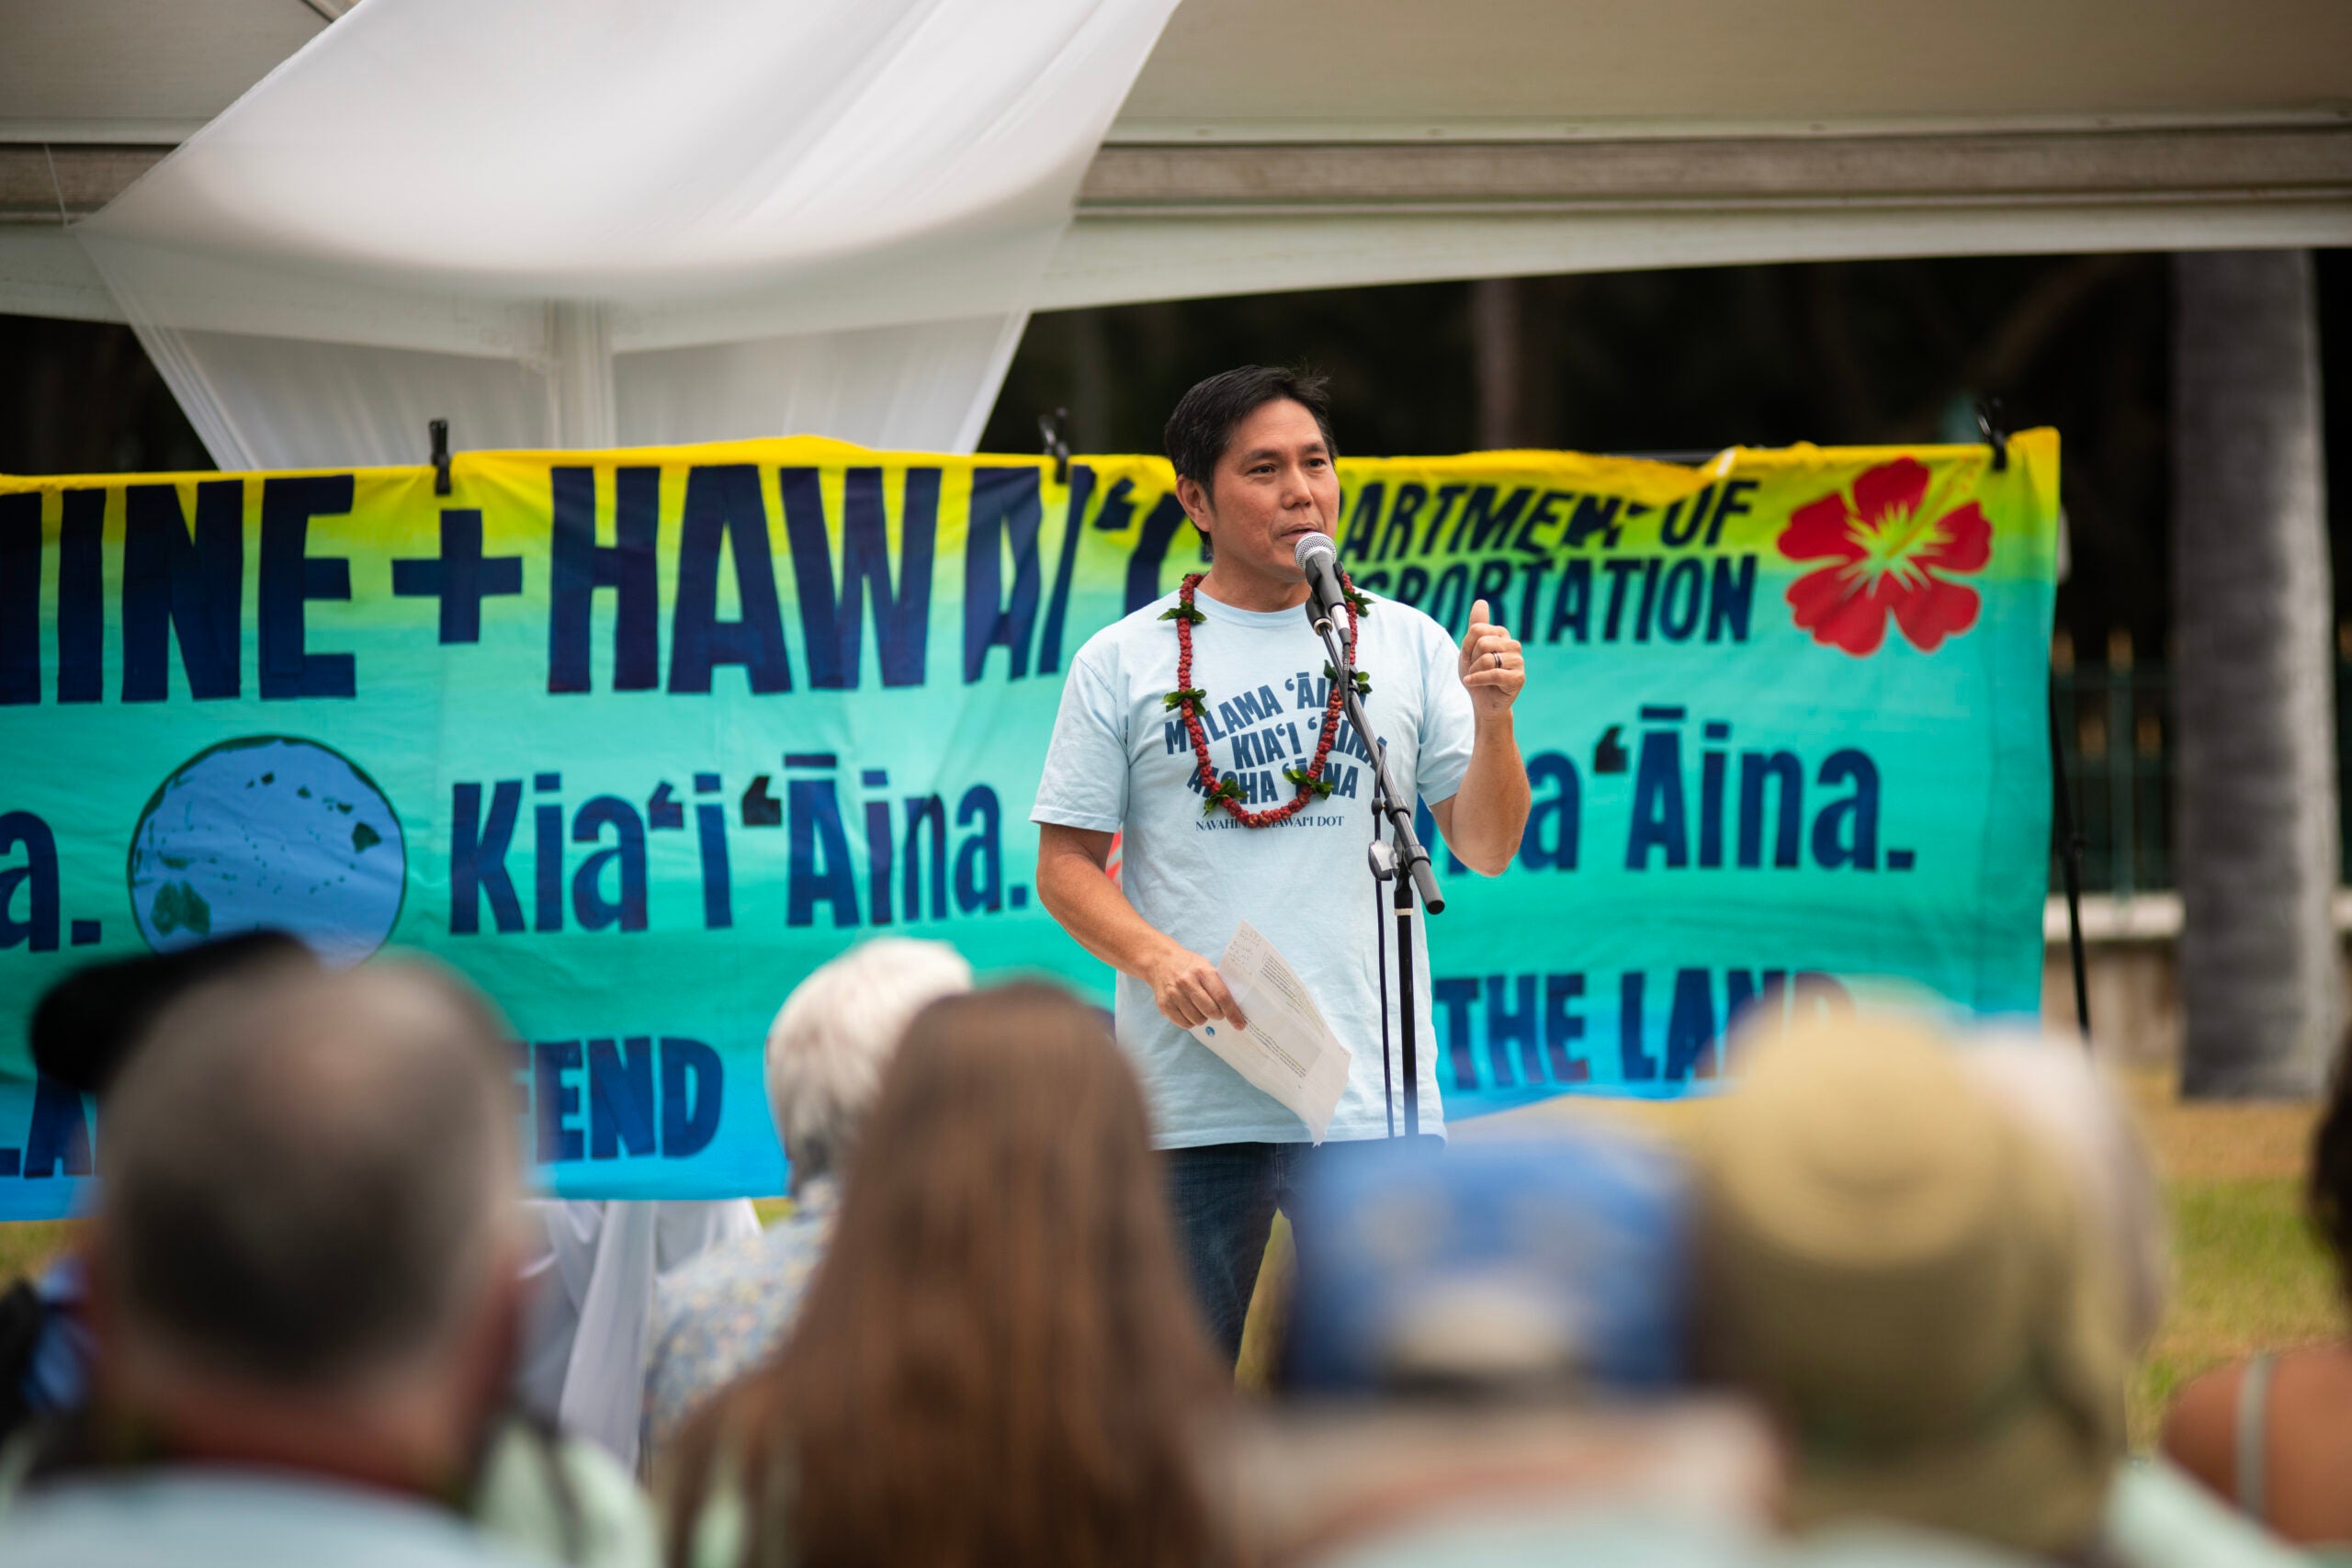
top-left (128, 737), bottom-right (407, 966)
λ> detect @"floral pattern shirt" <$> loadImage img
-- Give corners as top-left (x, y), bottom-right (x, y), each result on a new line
top-left (642, 1179), bottom-right (838, 1461)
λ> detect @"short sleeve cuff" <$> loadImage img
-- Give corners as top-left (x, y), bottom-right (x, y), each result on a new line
top-left (1418, 758), bottom-right (1472, 810)
top-left (1030, 803), bottom-right (1125, 833)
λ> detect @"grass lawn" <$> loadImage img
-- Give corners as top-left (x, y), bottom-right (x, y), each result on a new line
top-left (2126, 1080), bottom-right (2338, 1449)
top-left (0, 1223), bottom-right (69, 1288)
top-left (1, 1073), bottom-right (2335, 1453)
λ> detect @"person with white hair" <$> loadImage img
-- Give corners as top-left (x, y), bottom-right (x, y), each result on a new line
top-left (640, 937), bottom-right (973, 1460)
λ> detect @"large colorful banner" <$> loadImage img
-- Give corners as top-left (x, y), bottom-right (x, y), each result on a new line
top-left (0, 434), bottom-right (2057, 1218)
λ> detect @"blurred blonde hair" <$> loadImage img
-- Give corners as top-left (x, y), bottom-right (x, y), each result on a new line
top-left (1962, 1029), bottom-right (2170, 1352)
top-left (671, 982), bottom-right (1229, 1568)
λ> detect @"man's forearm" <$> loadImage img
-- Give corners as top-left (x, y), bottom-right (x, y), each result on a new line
top-left (1447, 713), bottom-right (1532, 874)
top-left (1035, 849), bottom-right (1178, 980)
top-left (1035, 834), bottom-right (1247, 1030)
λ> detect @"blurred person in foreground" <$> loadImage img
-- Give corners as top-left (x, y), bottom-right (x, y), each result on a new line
top-left (0, 931), bottom-right (316, 1437)
top-left (641, 937), bottom-right (972, 1460)
top-left (14, 931), bottom-right (732, 1503)
top-left (662, 982), bottom-right (1232, 1568)
top-left (2164, 1032), bottom-right (2352, 1557)
top-left (1967, 1033), bottom-right (2312, 1568)
top-left (1233, 1130), bottom-right (1782, 1567)
top-left (0, 959), bottom-right (655, 1568)
top-left (1695, 1013), bottom-right (2134, 1563)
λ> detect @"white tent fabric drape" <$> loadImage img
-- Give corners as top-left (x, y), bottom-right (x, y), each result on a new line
top-left (514, 1198), bottom-right (759, 1472)
top-left (75, 0), bottom-right (1182, 467)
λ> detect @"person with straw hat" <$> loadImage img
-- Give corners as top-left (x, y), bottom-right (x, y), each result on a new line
top-left (1690, 1012), bottom-right (2129, 1559)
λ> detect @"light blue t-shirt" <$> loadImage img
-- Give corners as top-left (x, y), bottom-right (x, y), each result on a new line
top-left (1032, 584), bottom-right (1476, 1147)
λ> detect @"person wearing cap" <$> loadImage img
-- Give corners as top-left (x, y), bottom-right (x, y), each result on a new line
top-left (1283, 1128), bottom-right (1696, 1397)
top-left (1261, 1111), bottom-right (2085, 1568)
top-left (1695, 1012), bottom-right (2324, 1568)
top-left (1229, 1130), bottom-right (1783, 1566)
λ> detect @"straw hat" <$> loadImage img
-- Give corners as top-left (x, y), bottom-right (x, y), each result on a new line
top-left (1692, 1013), bottom-right (2127, 1556)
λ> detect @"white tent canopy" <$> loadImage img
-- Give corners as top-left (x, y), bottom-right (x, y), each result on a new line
top-left (14, 0), bottom-right (2348, 147)
top-left (36, 0), bottom-right (1185, 465)
top-left (2, 0), bottom-right (2347, 461)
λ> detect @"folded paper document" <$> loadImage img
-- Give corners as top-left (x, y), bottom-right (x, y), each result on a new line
top-left (1187, 920), bottom-right (1352, 1142)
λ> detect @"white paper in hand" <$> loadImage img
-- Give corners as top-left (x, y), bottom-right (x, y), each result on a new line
top-left (1186, 920), bottom-right (1352, 1143)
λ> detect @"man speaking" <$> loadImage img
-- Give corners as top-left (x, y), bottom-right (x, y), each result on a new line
top-left (1032, 366), bottom-right (1532, 1360)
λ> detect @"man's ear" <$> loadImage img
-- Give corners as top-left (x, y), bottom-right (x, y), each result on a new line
top-left (1174, 474), bottom-right (1210, 529)
top-left (1174, 475), bottom-right (1214, 558)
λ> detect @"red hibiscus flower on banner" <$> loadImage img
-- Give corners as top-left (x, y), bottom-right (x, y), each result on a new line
top-left (1778, 457), bottom-right (1991, 656)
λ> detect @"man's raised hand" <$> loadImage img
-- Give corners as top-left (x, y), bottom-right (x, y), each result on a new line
top-left (1458, 598), bottom-right (1525, 715)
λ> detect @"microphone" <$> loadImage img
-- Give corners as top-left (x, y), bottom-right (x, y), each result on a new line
top-left (1295, 531), bottom-right (1350, 634)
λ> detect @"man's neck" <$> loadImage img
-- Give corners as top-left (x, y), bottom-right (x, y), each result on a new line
top-left (1198, 560), bottom-right (1310, 614)
top-left (102, 1368), bottom-right (477, 1504)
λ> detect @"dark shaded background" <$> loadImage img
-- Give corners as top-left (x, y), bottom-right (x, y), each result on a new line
top-left (6, 249), bottom-right (2346, 654)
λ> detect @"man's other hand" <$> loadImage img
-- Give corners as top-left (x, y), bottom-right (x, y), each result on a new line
top-left (1458, 598), bottom-right (1525, 716)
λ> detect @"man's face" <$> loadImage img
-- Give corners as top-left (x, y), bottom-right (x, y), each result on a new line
top-left (1182, 398), bottom-right (1340, 582)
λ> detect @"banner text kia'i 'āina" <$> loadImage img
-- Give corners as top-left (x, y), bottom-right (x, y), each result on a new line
top-left (0, 435), bottom-right (2057, 1216)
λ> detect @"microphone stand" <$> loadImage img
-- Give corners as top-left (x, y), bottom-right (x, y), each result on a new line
top-left (1306, 598), bottom-right (1444, 1139)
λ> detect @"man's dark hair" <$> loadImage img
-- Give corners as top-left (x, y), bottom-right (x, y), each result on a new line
top-left (1163, 366), bottom-right (1338, 499)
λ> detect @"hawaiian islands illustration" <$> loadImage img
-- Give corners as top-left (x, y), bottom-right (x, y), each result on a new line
top-left (128, 736), bottom-right (406, 966)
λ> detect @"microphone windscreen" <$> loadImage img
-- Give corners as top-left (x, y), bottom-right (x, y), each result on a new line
top-left (1295, 531), bottom-right (1338, 571)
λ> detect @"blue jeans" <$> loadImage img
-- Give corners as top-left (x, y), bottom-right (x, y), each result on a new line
top-left (1164, 1135), bottom-right (1441, 1366)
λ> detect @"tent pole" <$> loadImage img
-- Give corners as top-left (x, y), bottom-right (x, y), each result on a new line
top-left (2050, 668), bottom-right (2093, 1046)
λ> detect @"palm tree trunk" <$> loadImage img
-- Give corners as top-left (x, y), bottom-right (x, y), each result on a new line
top-left (2173, 249), bottom-right (2337, 1098)
top-left (1472, 277), bottom-right (1523, 451)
